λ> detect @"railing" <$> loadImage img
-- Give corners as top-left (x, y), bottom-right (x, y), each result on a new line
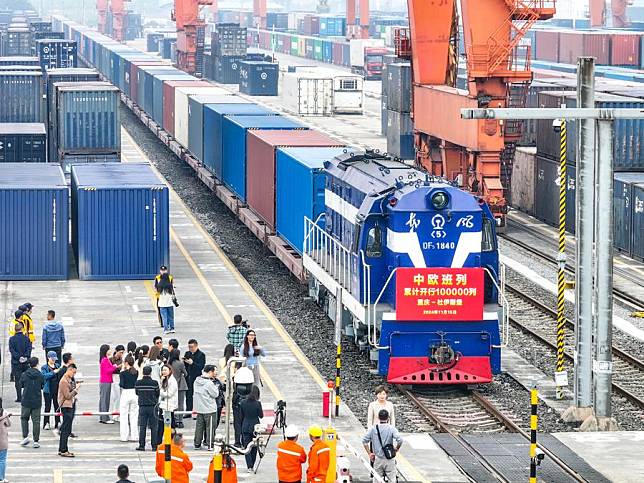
top-left (489, 262), bottom-right (510, 348)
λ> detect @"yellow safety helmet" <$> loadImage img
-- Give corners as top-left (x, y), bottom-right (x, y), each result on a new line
top-left (308, 425), bottom-right (323, 438)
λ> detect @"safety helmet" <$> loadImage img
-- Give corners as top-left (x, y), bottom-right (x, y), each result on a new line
top-left (284, 426), bottom-right (299, 438)
top-left (308, 425), bottom-right (323, 438)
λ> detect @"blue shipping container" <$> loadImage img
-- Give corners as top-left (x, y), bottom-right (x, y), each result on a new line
top-left (322, 40), bottom-right (333, 64)
top-left (151, 73), bottom-right (192, 125)
top-left (143, 67), bottom-right (177, 115)
top-left (239, 61), bottom-right (279, 96)
top-left (221, 115), bottom-right (305, 200)
top-left (276, 147), bottom-right (348, 254)
top-left (0, 163), bottom-right (68, 280)
top-left (202, 103), bottom-right (274, 178)
top-left (188, 95), bottom-right (249, 163)
top-left (55, 84), bottom-right (120, 156)
top-left (71, 163), bottom-right (170, 280)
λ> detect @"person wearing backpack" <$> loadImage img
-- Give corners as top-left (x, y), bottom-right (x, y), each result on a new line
top-left (362, 409), bottom-right (403, 482)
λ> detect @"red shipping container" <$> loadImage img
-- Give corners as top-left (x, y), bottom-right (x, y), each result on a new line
top-left (246, 130), bottom-right (344, 229)
top-left (610, 32), bottom-right (641, 66)
top-left (332, 42), bottom-right (343, 65)
top-left (558, 30), bottom-right (583, 65)
top-left (535, 30), bottom-right (560, 62)
top-left (162, 80), bottom-right (210, 135)
top-left (583, 31), bottom-right (610, 65)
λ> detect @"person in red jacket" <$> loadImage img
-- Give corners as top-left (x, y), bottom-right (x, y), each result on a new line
top-left (277, 426), bottom-right (307, 483)
top-left (155, 432), bottom-right (193, 483)
top-left (306, 425), bottom-right (330, 483)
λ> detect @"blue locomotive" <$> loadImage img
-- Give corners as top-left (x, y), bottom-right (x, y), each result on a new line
top-left (304, 150), bottom-right (503, 384)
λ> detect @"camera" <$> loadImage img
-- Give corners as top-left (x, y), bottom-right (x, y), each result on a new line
top-left (534, 448), bottom-right (545, 465)
top-left (276, 400), bottom-right (286, 411)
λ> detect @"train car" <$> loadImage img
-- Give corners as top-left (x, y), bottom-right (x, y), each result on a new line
top-left (303, 151), bottom-right (503, 384)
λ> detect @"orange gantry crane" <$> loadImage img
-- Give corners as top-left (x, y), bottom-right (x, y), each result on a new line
top-left (405, 0), bottom-right (555, 226)
top-left (97, 0), bottom-right (109, 34)
top-left (110, 0), bottom-right (130, 42)
top-left (590, 0), bottom-right (631, 28)
top-left (346, 0), bottom-right (369, 38)
top-left (173, 0), bottom-right (213, 75)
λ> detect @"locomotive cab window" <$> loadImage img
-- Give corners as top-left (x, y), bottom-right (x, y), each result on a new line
top-left (481, 217), bottom-right (496, 252)
top-left (366, 225), bottom-right (383, 258)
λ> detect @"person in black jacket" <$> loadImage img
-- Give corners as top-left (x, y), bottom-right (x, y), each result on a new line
top-left (9, 322), bottom-right (32, 403)
top-left (240, 385), bottom-right (263, 471)
top-left (134, 365), bottom-right (160, 451)
top-left (19, 357), bottom-right (44, 448)
top-left (183, 339), bottom-right (206, 413)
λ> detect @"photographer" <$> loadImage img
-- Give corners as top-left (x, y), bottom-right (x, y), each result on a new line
top-left (227, 315), bottom-right (248, 354)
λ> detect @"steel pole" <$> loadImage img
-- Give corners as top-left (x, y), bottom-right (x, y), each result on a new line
top-left (574, 57), bottom-right (595, 409)
top-left (593, 120), bottom-right (614, 418)
top-left (555, 118), bottom-right (568, 400)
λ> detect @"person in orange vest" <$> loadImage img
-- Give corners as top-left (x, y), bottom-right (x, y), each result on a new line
top-left (155, 432), bottom-right (194, 483)
top-left (206, 453), bottom-right (238, 483)
top-left (277, 426), bottom-right (307, 483)
top-left (306, 425), bottom-right (330, 483)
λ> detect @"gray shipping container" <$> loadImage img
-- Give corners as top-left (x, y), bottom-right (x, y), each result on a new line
top-left (386, 109), bottom-right (414, 159)
top-left (380, 54), bottom-right (399, 99)
top-left (386, 62), bottom-right (411, 113)
top-left (381, 95), bottom-right (388, 136)
top-left (510, 146), bottom-right (536, 215)
top-left (632, 184), bottom-right (644, 261)
top-left (537, 91), bottom-right (644, 171)
top-left (613, 172), bottom-right (644, 254)
top-left (0, 71), bottom-right (43, 122)
top-left (55, 84), bottom-right (121, 158)
top-left (2, 28), bottom-right (31, 55)
top-left (0, 56), bottom-right (38, 66)
top-left (534, 155), bottom-right (576, 233)
top-left (61, 152), bottom-right (121, 174)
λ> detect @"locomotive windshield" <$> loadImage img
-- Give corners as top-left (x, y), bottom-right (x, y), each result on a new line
top-left (482, 217), bottom-right (496, 252)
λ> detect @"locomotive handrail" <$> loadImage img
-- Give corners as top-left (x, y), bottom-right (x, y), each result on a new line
top-left (369, 267), bottom-right (398, 349)
top-left (485, 264), bottom-right (510, 348)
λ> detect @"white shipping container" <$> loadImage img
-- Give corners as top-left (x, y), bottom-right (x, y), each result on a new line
top-left (331, 74), bottom-right (364, 114)
top-left (174, 86), bottom-right (231, 148)
top-left (281, 71), bottom-right (334, 116)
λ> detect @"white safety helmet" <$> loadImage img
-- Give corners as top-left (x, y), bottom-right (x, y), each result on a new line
top-left (233, 366), bottom-right (254, 384)
top-left (284, 426), bottom-right (299, 438)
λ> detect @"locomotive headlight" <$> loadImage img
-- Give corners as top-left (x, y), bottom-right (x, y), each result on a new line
top-left (431, 191), bottom-right (449, 210)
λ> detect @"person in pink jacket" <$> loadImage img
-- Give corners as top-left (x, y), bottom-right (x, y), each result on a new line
top-left (99, 345), bottom-right (121, 424)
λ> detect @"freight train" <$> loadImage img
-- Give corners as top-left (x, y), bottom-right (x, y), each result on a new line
top-left (53, 16), bottom-right (505, 385)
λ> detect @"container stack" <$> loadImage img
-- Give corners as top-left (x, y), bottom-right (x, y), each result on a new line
top-left (0, 70), bottom-right (44, 122)
top-left (146, 32), bottom-right (165, 52)
top-left (380, 54), bottom-right (398, 135)
top-left (513, 89), bottom-right (644, 260)
top-left (239, 60), bottom-right (279, 95)
top-left (266, 12), bottom-right (289, 30)
top-left (2, 25), bottom-right (31, 55)
top-left (125, 12), bottom-right (142, 40)
top-left (385, 62), bottom-right (414, 159)
top-left (212, 23), bottom-right (247, 84)
top-left (51, 82), bottom-right (121, 172)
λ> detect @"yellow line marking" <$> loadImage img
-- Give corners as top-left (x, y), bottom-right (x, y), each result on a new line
top-left (125, 120), bottom-right (429, 483)
top-left (169, 227), bottom-right (283, 401)
top-left (53, 468), bottom-right (63, 483)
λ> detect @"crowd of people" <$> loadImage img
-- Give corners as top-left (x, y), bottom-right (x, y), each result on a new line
top-left (2, 270), bottom-right (405, 483)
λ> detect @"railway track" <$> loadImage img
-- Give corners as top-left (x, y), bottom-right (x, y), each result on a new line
top-left (506, 285), bottom-right (644, 410)
top-left (399, 386), bottom-right (586, 482)
top-left (501, 218), bottom-right (644, 311)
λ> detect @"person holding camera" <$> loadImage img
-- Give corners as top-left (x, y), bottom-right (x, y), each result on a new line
top-left (362, 409), bottom-right (403, 482)
top-left (192, 365), bottom-right (219, 449)
top-left (155, 268), bottom-right (177, 335)
top-left (227, 315), bottom-right (248, 353)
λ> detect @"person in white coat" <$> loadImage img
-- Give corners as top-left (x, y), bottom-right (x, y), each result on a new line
top-left (118, 355), bottom-right (139, 442)
top-left (156, 364), bottom-right (178, 444)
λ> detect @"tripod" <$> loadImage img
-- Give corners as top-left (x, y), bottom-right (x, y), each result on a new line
top-left (252, 401), bottom-right (287, 473)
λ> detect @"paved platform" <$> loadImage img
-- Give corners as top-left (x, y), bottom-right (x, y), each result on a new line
top-left (0, 130), bottom-right (448, 482)
top-left (555, 431), bottom-right (644, 483)
top-left (434, 433), bottom-right (610, 483)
